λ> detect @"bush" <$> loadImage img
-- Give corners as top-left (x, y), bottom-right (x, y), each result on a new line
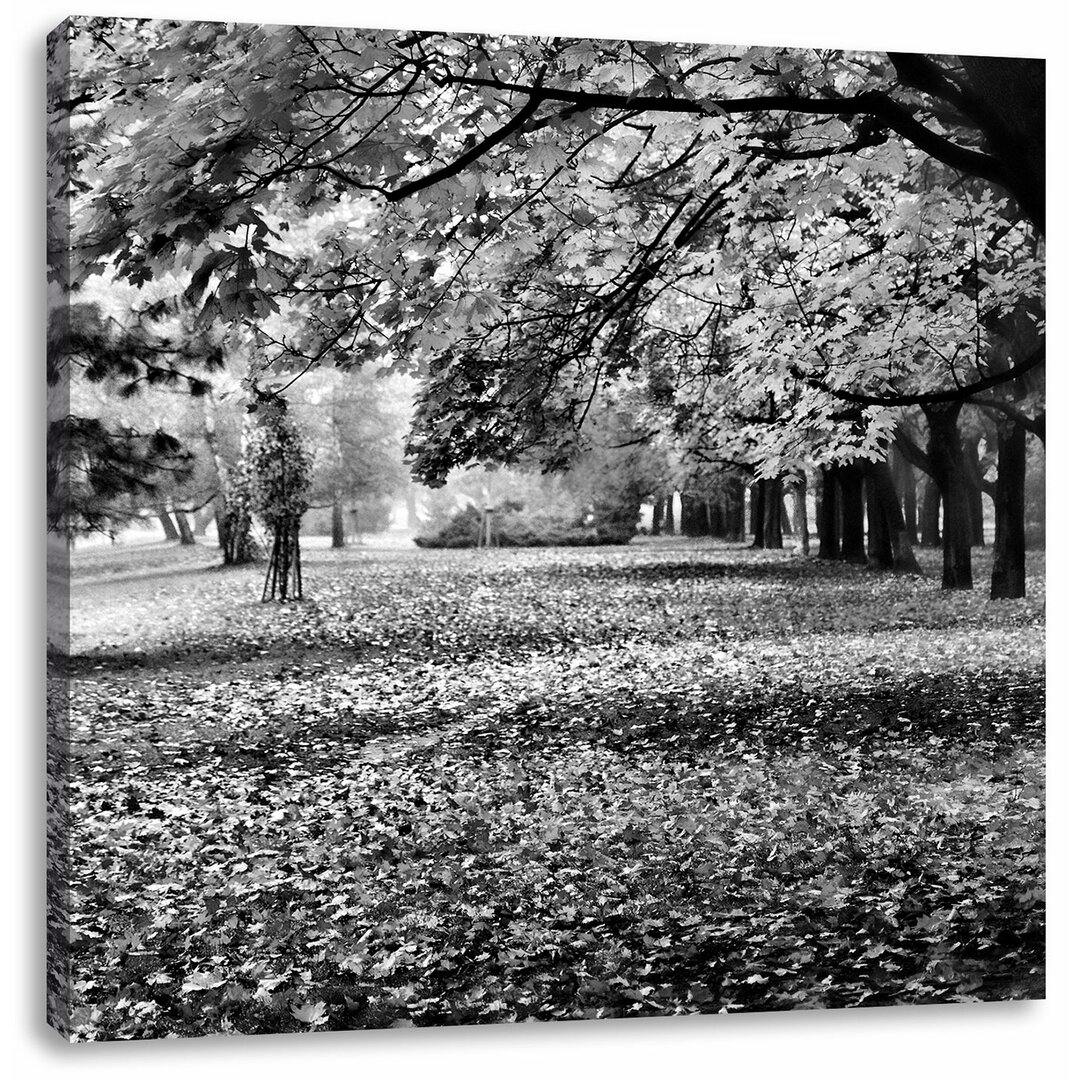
top-left (414, 501), bottom-right (637, 548)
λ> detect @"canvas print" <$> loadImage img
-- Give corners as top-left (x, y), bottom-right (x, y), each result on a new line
top-left (46, 17), bottom-right (1045, 1042)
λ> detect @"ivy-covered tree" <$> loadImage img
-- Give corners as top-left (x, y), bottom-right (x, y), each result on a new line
top-left (248, 398), bottom-right (313, 601)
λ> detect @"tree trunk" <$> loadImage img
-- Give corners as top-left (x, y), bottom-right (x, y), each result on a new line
top-left (331, 494), bottom-right (346, 548)
top-left (779, 498), bottom-right (792, 538)
top-left (262, 518), bottom-right (303, 601)
top-left (663, 493), bottom-right (675, 535)
top-left (865, 459), bottom-right (922, 574)
top-left (963, 436), bottom-right (986, 546)
top-left (863, 462), bottom-right (893, 571)
top-left (173, 509), bottom-right (196, 546)
top-left (681, 494), bottom-right (696, 536)
top-left (721, 477), bottom-right (745, 541)
top-left (405, 485), bottom-right (420, 529)
top-left (990, 417), bottom-right (1027, 599)
top-left (818, 465), bottom-right (841, 560)
top-left (651, 493), bottom-right (664, 536)
top-left (761, 479), bottom-right (783, 549)
top-left (156, 505), bottom-right (180, 541)
top-left (924, 402), bottom-right (973, 590)
top-left (891, 446), bottom-right (918, 535)
top-left (787, 474), bottom-right (811, 557)
top-left (192, 505), bottom-right (213, 537)
top-left (919, 480), bottom-right (942, 546)
top-left (837, 464), bottom-right (866, 565)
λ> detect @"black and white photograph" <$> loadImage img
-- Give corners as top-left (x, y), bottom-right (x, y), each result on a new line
top-left (44, 5), bottom-right (1049, 1055)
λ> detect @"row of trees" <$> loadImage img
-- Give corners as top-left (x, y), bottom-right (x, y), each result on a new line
top-left (48, 23), bottom-right (1044, 598)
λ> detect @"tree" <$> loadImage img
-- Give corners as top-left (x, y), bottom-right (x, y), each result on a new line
top-left (248, 400), bottom-right (313, 601)
top-left (295, 367), bottom-right (410, 548)
top-left (48, 299), bottom-right (224, 537)
top-left (53, 23), bottom-right (1043, 594)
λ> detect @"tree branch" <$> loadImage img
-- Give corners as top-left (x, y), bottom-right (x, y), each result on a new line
top-left (436, 74), bottom-right (1011, 196)
top-left (973, 398), bottom-right (1045, 443)
top-left (796, 342), bottom-right (1044, 408)
top-left (387, 65), bottom-right (549, 202)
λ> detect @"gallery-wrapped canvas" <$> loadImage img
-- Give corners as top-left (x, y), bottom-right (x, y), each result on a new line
top-left (46, 15), bottom-right (1045, 1042)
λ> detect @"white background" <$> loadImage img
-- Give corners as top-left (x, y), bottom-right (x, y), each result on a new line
top-left (6, 2), bottom-right (1076, 1077)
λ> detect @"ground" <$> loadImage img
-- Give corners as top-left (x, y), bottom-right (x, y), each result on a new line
top-left (51, 537), bottom-right (1045, 1040)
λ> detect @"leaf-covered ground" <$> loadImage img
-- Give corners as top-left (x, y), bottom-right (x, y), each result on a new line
top-left (55, 539), bottom-right (1045, 1040)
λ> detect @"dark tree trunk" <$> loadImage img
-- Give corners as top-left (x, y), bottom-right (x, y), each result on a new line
top-left (762, 480), bottom-right (783, 549)
top-left (751, 480), bottom-right (783, 549)
top-left (864, 459), bottom-right (922, 574)
top-left (837, 464), bottom-right (866, 565)
top-left (990, 417), bottom-right (1027, 599)
top-left (924, 402), bottom-right (973, 590)
top-left (920, 480), bottom-right (942, 546)
top-left (174, 510), bottom-right (196, 546)
top-left (891, 446), bottom-right (919, 535)
top-left (721, 477), bottom-right (745, 541)
top-left (331, 494), bottom-right (346, 549)
top-left (663, 493), bottom-right (675, 535)
top-left (651, 493), bottom-right (665, 536)
top-left (863, 463), bottom-right (893, 571)
top-left (779, 498), bottom-right (792, 538)
top-left (692, 498), bottom-right (709, 537)
top-left (818, 465), bottom-right (841, 560)
top-left (963, 436), bottom-right (986, 546)
top-left (681, 494), bottom-right (696, 536)
top-left (156, 505), bottom-right (180, 541)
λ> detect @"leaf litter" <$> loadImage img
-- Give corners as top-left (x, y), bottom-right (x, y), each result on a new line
top-left (58, 542), bottom-right (1044, 1039)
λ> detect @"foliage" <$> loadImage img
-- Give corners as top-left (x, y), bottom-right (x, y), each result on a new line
top-left (219, 459), bottom-right (261, 565)
top-left (414, 501), bottom-right (635, 548)
top-left (62, 542), bottom-right (1043, 1040)
top-left (55, 23), bottom-right (1043, 494)
top-left (48, 416), bottom-right (192, 538)
top-left (48, 300), bottom-right (225, 536)
top-left (293, 368), bottom-right (411, 515)
top-left (247, 402), bottom-right (313, 530)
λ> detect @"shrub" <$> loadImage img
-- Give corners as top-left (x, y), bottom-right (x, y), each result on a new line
top-left (414, 501), bottom-right (636, 548)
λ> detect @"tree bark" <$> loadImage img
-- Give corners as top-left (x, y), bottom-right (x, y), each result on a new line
top-left (681, 494), bottom-right (696, 536)
top-left (818, 465), bottom-right (841, 560)
top-left (924, 402), bottom-right (973, 590)
top-left (651, 492), bottom-right (665, 535)
top-left (837, 464), bottom-right (866, 564)
top-left (765, 480), bottom-right (783, 548)
top-left (863, 463), bottom-right (893, 571)
top-left (990, 417), bottom-right (1027, 598)
top-left (173, 509), bottom-right (196, 546)
top-left (721, 477), bottom-right (745, 541)
top-left (891, 446), bottom-right (918, 536)
top-left (787, 474), bottom-right (811, 556)
top-left (751, 480), bottom-right (783, 549)
top-left (919, 480), bottom-right (941, 546)
top-left (156, 505), bottom-right (180, 541)
top-left (331, 494), bottom-right (346, 548)
top-left (663, 492), bottom-right (675, 535)
top-left (865, 459), bottom-right (922, 574)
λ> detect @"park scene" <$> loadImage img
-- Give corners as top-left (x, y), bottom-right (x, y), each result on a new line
top-left (47, 20), bottom-right (1044, 1041)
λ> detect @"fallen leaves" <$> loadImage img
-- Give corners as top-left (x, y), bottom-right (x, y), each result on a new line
top-left (58, 541), bottom-right (1044, 1040)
